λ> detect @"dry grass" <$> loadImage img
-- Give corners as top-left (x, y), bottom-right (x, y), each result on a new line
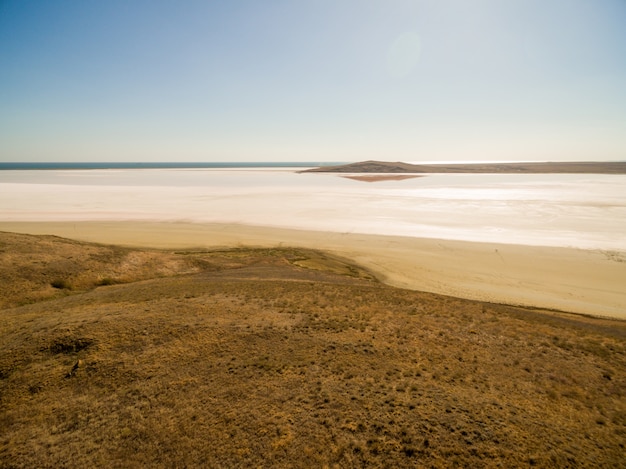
top-left (1, 232), bottom-right (625, 467)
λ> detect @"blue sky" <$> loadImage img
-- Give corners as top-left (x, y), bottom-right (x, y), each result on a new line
top-left (1, 0), bottom-right (625, 163)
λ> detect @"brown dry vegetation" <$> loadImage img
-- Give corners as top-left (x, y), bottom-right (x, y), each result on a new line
top-left (1, 231), bottom-right (625, 468)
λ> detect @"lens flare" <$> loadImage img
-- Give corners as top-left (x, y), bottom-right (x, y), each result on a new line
top-left (387, 32), bottom-right (422, 78)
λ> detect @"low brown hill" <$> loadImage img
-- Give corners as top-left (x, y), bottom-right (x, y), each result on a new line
top-left (304, 160), bottom-right (626, 174)
top-left (308, 161), bottom-right (423, 173)
top-left (1, 232), bottom-right (625, 467)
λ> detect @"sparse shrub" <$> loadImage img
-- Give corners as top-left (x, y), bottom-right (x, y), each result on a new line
top-left (49, 337), bottom-right (93, 354)
top-left (50, 278), bottom-right (72, 290)
top-left (97, 277), bottom-right (118, 286)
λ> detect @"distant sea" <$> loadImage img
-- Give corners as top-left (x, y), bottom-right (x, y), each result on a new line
top-left (0, 162), bottom-right (341, 170)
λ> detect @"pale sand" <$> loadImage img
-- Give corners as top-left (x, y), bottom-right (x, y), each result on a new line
top-left (2, 221), bottom-right (625, 319)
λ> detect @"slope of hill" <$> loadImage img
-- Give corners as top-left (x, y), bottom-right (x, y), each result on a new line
top-left (303, 160), bottom-right (626, 174)
top-left (1, 232), bottom-right (625, 467)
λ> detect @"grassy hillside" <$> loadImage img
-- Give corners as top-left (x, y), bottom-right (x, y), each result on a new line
top-left (1, 232), bottom-right (625, 467)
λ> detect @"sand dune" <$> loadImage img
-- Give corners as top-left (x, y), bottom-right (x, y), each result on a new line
top-left (2, 221), bottom-right (624, 319)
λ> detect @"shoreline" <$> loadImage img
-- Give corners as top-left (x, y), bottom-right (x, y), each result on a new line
top-left (2, 220), bottom-right (625, 320)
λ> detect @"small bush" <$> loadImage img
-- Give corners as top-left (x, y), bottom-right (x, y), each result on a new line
top-left (97, 277), bottom-right (118, 286)
top-left (49, 337), bottom-right (93, 354)
top-left (50, 279), bottom-right (72, 290)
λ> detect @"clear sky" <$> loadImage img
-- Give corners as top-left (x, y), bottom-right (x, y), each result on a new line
top-left (1, 0), bottom-right (625, 163)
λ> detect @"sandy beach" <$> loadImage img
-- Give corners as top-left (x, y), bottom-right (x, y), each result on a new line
top-left (1, 220), bottom-right (624, 319)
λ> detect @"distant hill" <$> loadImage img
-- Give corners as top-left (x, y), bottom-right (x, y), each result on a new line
top-left (303, 160), bottom-right (626, 174)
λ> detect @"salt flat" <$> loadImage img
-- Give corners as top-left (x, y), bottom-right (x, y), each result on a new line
top-left (1, 169), bottom-right (625, 318)
top-left (1, 170), bottom-right (625, 249)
